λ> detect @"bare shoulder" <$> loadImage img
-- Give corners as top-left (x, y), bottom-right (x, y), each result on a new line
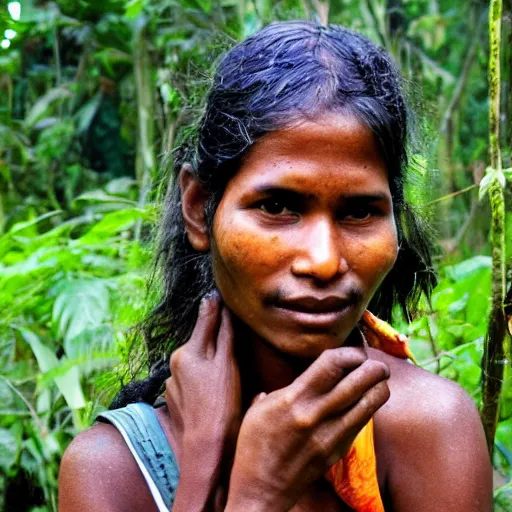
top-left (58, 422), bottom-right (156, 512)
top-left (369, 348), bottom-right (493, 512)
top-left (368, 347), bottom-right (478, 423)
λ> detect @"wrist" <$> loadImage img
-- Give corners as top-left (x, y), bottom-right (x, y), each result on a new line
top-left (226, 468), bottom-right (287, 512)
top-left (173, 466), bottom-right (218, 512)
top-left (225, 496), bottom-right (279, 512)
top-left (225, 493), bottom-right (287, 512)
top-left (173, 437), bottom-right (225, 511)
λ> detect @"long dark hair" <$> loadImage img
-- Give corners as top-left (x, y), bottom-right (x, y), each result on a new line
top-left (110, 20), bottom-right (436, 410)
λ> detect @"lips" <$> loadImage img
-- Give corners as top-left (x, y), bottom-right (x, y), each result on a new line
top-left (272, 295), bottom-right (355, 329)
top-left (275, 296), bottom-right (352, 313)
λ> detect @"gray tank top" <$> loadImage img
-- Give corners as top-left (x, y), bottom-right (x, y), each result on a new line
top-left (97, 402), bottom-right (180, 512)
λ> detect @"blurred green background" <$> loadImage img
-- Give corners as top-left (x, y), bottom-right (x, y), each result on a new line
top-left (0, 0), bottom-right (511, 510)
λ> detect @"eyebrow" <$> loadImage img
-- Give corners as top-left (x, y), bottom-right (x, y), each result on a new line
top-left (252, 185), bottom-right (391, 202)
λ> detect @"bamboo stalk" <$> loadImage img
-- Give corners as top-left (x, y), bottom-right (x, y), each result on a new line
top-left (481, 0), bottom-right (507, 456)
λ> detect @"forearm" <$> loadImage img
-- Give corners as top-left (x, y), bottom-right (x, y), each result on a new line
top-left (224, 461), bottom-right (288, 512)
top-left (172, 439), bottom-right (224, 512)
top-left (224, 495), bottom-right (280, 512)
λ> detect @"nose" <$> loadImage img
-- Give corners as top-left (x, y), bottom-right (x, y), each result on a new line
top-left (291, 218), bottom-right (349, 282)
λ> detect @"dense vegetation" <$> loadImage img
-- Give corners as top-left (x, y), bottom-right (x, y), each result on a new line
top-left (0, 0), bottom-right (511, 510)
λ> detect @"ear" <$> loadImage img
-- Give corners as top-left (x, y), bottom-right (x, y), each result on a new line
top-left (180, 164), bottom-right (210, 252)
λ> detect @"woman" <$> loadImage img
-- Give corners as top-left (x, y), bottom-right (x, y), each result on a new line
top-left (59, 21), bottom-right (492, 511)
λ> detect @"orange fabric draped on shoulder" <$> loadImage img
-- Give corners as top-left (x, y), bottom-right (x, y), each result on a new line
top-left (325, 310), bottom-right (416, 512)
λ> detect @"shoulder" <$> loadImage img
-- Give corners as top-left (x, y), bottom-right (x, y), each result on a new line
top-left (369, 347), bottom-right (478, 424)
top-left (369, 349), bottom-right (493, 512)
top-left (58, 421), bottom-right (156, 512)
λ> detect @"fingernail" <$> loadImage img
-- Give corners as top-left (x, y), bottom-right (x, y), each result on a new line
top-left (203, 289), bottom-right (220, 302)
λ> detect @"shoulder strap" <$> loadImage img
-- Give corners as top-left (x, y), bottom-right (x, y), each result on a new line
top-left (97, 402), bottom-right (180, 512)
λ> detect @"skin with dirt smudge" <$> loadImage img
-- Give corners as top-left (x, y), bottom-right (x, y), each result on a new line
top-left (210, 114), bottom-right (398, 366)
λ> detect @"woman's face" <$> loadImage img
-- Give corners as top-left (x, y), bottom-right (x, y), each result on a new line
top-left (211, 114), bottom-right (398, 359)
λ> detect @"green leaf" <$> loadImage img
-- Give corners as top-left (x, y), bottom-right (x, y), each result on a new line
top-left (74, 189), bottom-right (137, 206)
top-left (19, 328), bottom-right (86, 409)
top-left (105, 178), bottom-right (138, 196)
top-left (20, 328), bottom-right (59, 374)
top-left (53, 360), bottom-right (86, 410)
top-left (24, 87), bottom-right (73, 129)
top-left (0, 428), bottom-right (18, 472)
top-left (125, 0), bottom-right (146, 19)
top-left (77, 208), bottom-right (152, 244)
top-left (74, 93), bottom-right (103, 135)
top-left (52, 279), bottom-right (110, 352)
top-left (444, 256), bottom-right (492, 281)
top-left (2, 211), bottom-right (62, 239)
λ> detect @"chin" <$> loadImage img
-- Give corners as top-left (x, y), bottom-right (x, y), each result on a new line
top-left (263, 329), bottom-right (348, 360)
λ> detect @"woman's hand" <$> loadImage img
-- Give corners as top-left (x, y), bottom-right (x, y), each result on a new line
top-left (225, 347), bottom-right (390, 511)
top-left (166, 292), bottom-right (241, 511)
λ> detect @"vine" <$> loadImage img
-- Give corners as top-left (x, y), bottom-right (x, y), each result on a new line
top-left (480, 0), bottom-right (509, 455)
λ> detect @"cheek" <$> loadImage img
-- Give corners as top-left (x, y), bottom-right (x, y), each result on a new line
top-left (211, 214), bottom-right (290, 296)
top-left (352, 227), bottom-right (398, 284)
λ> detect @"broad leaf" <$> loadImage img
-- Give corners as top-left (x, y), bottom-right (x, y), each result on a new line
top-left (52, 279), bottom-right (110, 352)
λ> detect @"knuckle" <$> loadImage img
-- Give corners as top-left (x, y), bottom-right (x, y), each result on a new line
top-left (319, 350), bottom-right (344, 380)
top-left (331, 346), bottom-right (367, 367)
top-left (169, 350), bottom-right (181, 372)
top-left (280, 388), bottom-right (297, 408)
top-left (290, 404), bottom-right (314, 430)
top-left (318, 349), bottom-right (334, 363)
top-left (169, 348), bottom-right (187, 372)
top-left (349, 346), bottom-right (368, 361)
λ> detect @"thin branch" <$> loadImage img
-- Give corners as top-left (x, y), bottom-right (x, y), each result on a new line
top-left (0, 375), bottom-right (46, 434)
top-left (424, 183), bottom-right (478, 206)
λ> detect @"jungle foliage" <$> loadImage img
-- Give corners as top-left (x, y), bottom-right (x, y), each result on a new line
top-left (0, 0), bottom-right (511, 510)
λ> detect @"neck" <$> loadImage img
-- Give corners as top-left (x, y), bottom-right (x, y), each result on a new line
top-left (233, 320), bottom-right (363, 410)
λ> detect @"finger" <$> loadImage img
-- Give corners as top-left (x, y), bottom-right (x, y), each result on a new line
top-left (316, 380), bottom-right (390, 465)
top-left (215, 307), bottom-right (236, 360)
top-left (294, 347), bottom-right (368, 396)
top-left (186, 291), bottom-right (221, 356)
top-left (315, 360), bottom-right (389, 419)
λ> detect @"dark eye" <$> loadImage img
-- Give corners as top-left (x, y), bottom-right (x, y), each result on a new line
top-left (341, 206), bottom-right (377, 221)
top-left (347, 209), bottom-right (371, 220)
top-left (260, 199), bottom-right (293, 215)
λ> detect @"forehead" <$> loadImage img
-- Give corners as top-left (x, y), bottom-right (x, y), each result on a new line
top-left (227, 113), bottom-right (389, 194)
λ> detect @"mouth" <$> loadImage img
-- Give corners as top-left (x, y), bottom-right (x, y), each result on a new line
top-left (273, 296), bottom-right (355, 329)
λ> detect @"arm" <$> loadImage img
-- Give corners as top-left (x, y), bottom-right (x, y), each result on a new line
top-left (58, 423), bottom-right (220, 512)
top-left (59, 295), bottom-right (239, 512)
top-left (58, 423), bottom-right (153, 512)
top-left (224, 349), bottom-right (391, 511)
top-left (385, 378), bottom-right (493, 512)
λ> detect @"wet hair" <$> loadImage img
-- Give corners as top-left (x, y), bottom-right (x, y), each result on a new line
top-left (109, 20), bottom-right (436, 410)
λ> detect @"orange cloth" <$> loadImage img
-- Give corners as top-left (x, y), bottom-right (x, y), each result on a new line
top-left (325, 310), bottom-right (415, 512)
